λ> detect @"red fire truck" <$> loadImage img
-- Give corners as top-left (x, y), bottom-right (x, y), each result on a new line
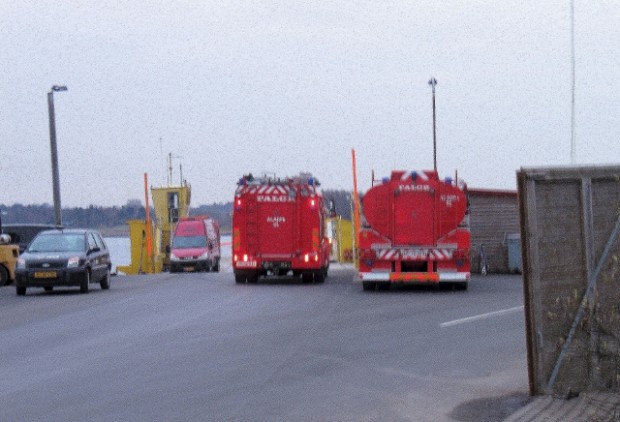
top-left (232, 173), bottom-right (330, 284)
top-left (357, 170), bottom-right (470, 291)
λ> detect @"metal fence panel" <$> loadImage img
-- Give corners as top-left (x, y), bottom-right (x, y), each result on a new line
top-left (518, 166), bottom-right (620, 396)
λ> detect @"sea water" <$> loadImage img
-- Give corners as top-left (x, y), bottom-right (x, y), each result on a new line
top-left (104, 235), bottom-right (232, 273)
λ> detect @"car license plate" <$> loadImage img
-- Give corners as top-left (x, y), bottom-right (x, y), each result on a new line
top-left (183, 267), bottom-right (195, 272)
top-left (34, 271), bottom-right (57, 279)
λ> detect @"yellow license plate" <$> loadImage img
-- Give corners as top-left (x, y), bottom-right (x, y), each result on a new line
top-left (183, 267), bottom-right (195, 272)
top-left (34, 271), bottom-right (57, 279)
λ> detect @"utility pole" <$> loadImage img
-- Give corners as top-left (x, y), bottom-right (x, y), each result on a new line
top-left (428, 77), bottom-right (438, 172)
top-left (48, 85), bottom-right (68, 226)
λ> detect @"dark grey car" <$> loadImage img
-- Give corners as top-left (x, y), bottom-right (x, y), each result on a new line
top-left (15, 229), bottom-right (112, 295)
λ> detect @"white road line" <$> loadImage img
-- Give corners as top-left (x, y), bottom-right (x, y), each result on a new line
top-left (440, 305), bottom-right (524, 328)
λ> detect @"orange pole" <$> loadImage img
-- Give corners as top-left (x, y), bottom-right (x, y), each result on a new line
top-left (351, 148), bottom-right (361, 268)
top-left (143, 173), bottom-right (153, 271)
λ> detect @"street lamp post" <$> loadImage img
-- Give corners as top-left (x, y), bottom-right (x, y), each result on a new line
top-left (48, 85), bottom-right (67, 226)
top-left (428, 77), bottom-right (438, 173)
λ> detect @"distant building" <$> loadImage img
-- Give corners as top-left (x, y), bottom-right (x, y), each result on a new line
top-left (468, 188), bottom-right (520, 274)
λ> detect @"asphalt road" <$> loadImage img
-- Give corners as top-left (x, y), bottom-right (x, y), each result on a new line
top-left (0, 265), bottom-right (530, 422)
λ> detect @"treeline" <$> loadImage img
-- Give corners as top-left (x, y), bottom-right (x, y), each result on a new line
top-left (0, 189), bottom-right (354, 234)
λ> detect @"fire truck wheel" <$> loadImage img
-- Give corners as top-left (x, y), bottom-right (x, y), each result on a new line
top-left (454, 282), bottom-right (468, 291)
top-left (44, 286), bottom-right (53, 292)
top-left (362, 281), bottom-right (376, 291)
top-left (235, 274), bottom-right (246, 284)
top-left (377, 282), bottom-right (390, 291)
top-left (302, 273), bottom-right (314, 284)
top-left (247, 272), bottom-right (259, 283)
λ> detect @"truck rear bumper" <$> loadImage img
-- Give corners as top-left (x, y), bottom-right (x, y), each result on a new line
top-left (358, 271), bottom-right (469, 283)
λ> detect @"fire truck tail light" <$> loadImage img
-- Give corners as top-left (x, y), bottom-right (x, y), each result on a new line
top-left (304, 254), bottom-right (309, 263)
top-left (243, 254), bottom-right (248, 262)
top-left (233, 254), bottom-right (238, 262)
top-left (314, 254), bottom-right (319, 262)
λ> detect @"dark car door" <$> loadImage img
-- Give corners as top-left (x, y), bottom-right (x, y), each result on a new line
top-left (87, 231), bottom-right (108, 280)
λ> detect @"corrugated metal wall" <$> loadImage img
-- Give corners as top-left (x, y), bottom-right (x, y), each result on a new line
top-left (518, 165), bottom-right (620, 396)
top-left (468, 189), bottom-right (520, 274)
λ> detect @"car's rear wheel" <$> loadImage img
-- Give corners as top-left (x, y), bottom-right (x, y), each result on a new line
top-left (100, 268), bottom-right (110, 290)
top-left (44, 286), bottom-right (53, 292)
top-left (80, 270), bottom-right (90, 294)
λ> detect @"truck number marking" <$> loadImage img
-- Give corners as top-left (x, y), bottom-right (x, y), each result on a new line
top-left (267, 216), bottom-right (286, 228)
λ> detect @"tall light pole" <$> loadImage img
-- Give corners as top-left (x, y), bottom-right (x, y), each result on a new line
top-left (48, 85), bottom-right (67, 226)
top-left (570, 0), bottom-right (576, 164)
top-left (428, 77), bottom-right (438, 172)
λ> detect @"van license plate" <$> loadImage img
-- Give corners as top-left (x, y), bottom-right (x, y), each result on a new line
top-left (34, 271), bottom-right (57, 279)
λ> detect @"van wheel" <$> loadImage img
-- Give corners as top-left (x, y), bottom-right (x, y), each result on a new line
top-left (314, 271), bottom-right (325, 283)
top-left (247, 272), bottom-right (259, 284)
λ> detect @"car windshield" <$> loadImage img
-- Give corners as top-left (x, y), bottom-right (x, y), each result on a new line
top-left (172, 236), bottom-right (207, 249)
top-left (28, 233), bottom-right (85, 253)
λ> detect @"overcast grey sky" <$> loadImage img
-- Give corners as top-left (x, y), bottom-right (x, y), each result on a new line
top-left (2, 1), bottom-right (619, 207)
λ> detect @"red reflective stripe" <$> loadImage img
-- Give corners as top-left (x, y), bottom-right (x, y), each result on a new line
top-left (389, 272), bottom-right (439, 282)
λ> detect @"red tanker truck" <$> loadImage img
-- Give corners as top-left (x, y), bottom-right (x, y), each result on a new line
top-left (358, 170), bottom-right (471, 291)
top-left (232, 173), bottom-right (330, 284)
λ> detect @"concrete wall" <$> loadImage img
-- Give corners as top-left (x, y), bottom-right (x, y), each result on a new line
top-left (518, 165), bottom-right (620, 396)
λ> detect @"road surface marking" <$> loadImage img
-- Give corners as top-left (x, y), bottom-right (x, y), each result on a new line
top-left (440, 305), bottom-right (524, 328)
